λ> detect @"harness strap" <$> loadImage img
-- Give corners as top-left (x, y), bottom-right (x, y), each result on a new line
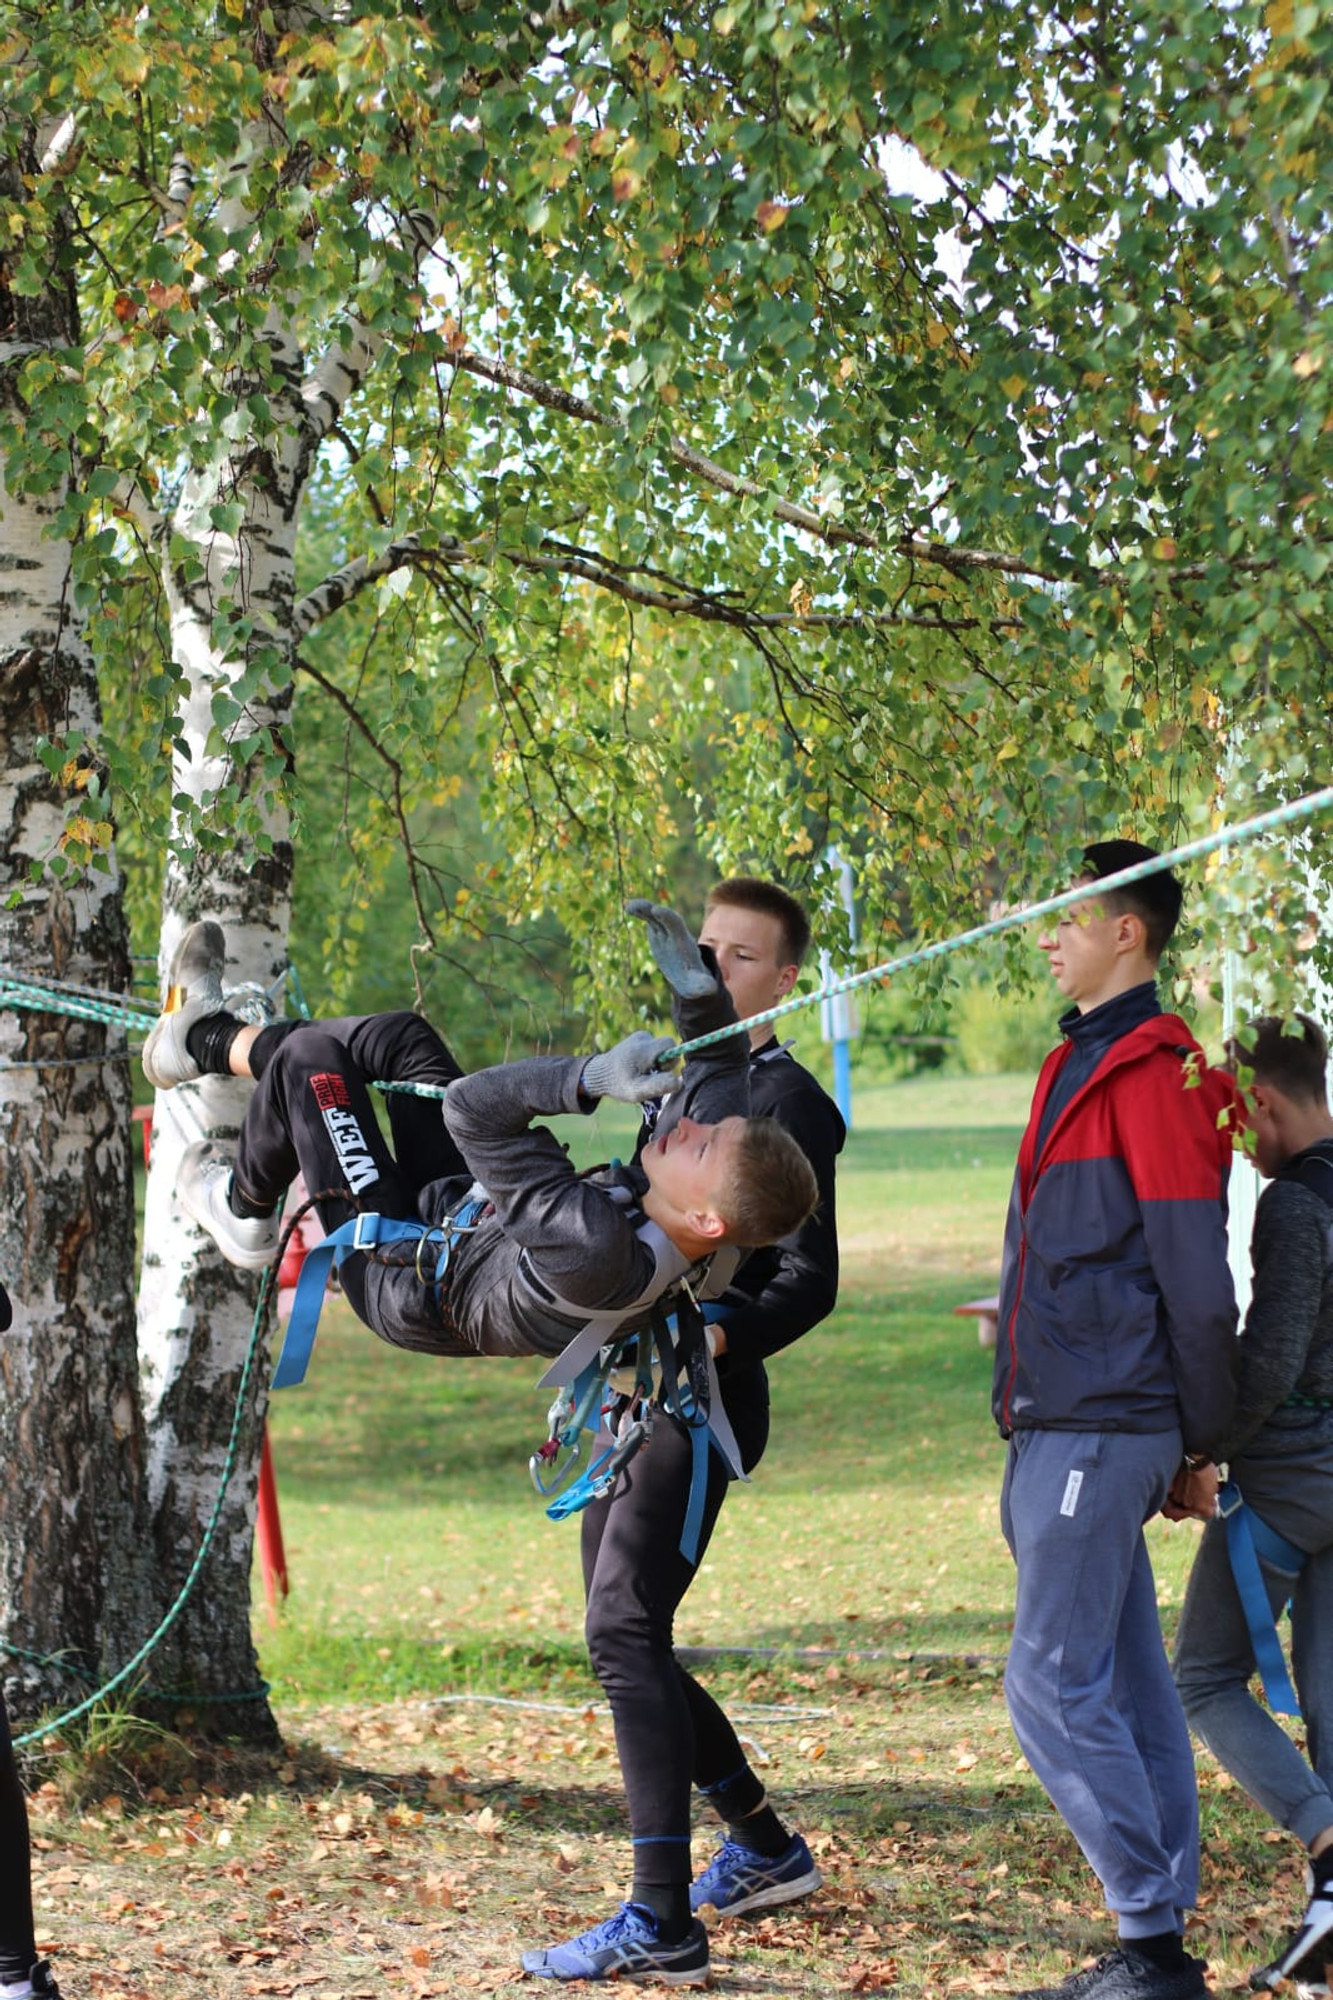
top-left (1218, 1478), bottom-right (1307, 1717)
top-left (273, 1193), bottom-right (488, 1389)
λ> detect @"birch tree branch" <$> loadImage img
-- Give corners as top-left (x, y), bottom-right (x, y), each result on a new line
top-left (292, 528), bottom-right (1026, 642)
top-left (442, 346), bottom-right (1065, 585)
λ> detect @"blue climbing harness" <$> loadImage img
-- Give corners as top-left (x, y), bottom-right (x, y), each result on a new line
top-left (529, 1297), bottom-right (743, 1564)
top-left (272, 1189), bottom-right (490, 1389)
top-left (1217, 1477), bottom-right (1307, 1717)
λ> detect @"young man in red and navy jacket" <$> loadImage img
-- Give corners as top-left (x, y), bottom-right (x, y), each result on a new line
top-left (995, 841), bottom-right (1239, 2000)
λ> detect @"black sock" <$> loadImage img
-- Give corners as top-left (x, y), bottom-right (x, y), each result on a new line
top-left (630, 1882), bottom-right (691, 1941)
top-left (1312, 1847), bottom-right (1333, 1890)
top-left (700, 1766), bottom-right (790, 1859)
top-left (726, 1804), bottom-right (789, 1857)
top-left (228, 1179), bottom-right (276, 1221)
top-left (1129, 1932), bottom-right (1187, 1970)
top-left (184, 1011), bottom-right (245, 1076)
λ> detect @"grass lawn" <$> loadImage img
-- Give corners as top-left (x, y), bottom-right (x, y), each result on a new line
top-left (30, 1072), bottom-right (1300, 1999)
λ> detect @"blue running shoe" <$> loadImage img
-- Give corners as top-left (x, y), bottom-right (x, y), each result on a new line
top-left (521, 1901), bottom-right (710, 1984)
top-left (690, 1832), bottom-right (822, 1918)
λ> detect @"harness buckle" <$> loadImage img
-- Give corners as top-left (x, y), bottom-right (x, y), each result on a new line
top-left (351, 1213), bottom-right (379, 1252)
top-left (1216, 1477), bottom-right (1244, 1519)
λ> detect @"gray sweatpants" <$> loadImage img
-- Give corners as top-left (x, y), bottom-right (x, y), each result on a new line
top-left (1172, 1443), bottom-right (1333, 1848)
top-left (1001, 1426), bottom-right (1195, 1938)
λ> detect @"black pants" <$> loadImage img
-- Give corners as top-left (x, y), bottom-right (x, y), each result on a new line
top-left (0, 1692), bottom-right (35, 1982)
top-left (580, 1380), bottom-right (769, 1886)
top-left (238, 1012), bottom-right (472, 1347)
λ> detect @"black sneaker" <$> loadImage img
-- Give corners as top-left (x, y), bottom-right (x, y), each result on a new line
top-left (1013, 1945), bottom-right (1209, 2000)
top-left (30, 1962), bottom-right (64, 1998)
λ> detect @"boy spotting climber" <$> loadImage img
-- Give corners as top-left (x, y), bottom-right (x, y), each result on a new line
top-left (525, 879), bottom-right (844, 1984)
top-left (1172, 1015), bottom-right (1333, 1998)
top-left (143, 909), bottom-right (818, 1375)
top-left (995, 841), bottom-right (1238, 2000)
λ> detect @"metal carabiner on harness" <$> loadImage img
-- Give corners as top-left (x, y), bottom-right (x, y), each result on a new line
top-left (528, 1362), bottom-right (611, 1495)
top-left (527, 1328), bottom-right (654, 1500)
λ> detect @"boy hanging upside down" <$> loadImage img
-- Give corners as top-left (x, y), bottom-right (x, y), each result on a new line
top-left (143, 908), bottom-right (817, 1370)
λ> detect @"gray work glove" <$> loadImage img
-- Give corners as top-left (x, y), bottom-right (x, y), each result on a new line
top-left (580, 1030), bottom-right (678, 1104)
top-left (625, 899), bottom-right (718, 999)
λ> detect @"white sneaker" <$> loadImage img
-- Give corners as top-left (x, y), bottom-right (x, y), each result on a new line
top-left (177, 1142), bottom-right (279, 1270)
top-left (142, 921), bottom-right (227, 1090)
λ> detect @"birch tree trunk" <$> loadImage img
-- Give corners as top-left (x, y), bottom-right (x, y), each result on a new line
top-left (132, 79), bottom-right (438, 1728)
top-left (0, 141), bottom-right (150, 1723)
top-left (133, 427), bottom-right (300, 1741)
top-left (131, 132), bottom-right (328, 1727)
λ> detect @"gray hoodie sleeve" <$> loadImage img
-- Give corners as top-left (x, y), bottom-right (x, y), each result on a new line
top-left (442, 1055), bottom-right (650, 1312)
top-left (1223, 1180), bottom-right (1331, 1460)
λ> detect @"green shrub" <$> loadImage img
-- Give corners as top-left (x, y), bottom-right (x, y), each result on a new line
top-left (955, 981), bottom-right (1056, 1077)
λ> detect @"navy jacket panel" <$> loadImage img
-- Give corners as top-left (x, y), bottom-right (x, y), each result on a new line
top-left (711, 1042), bottom-right (845, 1373)
top-left (993, 1011), bottom-right (1239, 1458)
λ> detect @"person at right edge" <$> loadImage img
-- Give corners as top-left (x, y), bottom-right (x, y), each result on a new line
top-left (994, 841), bottom-right (1238, 2000)
top-left (1172, 1014), bottom-right (1333, 1999)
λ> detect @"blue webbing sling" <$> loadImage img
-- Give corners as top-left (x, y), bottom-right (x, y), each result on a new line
top-left (273, 1193), bottom-right (489, 1389)
top-left (1217, 1478), bottom-right (1307, 1716)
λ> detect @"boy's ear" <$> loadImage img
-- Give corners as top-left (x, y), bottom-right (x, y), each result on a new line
top-left (775, 963), bottom-right (799, 999)
top-left (687, 1207), bottom-right (729, 1242)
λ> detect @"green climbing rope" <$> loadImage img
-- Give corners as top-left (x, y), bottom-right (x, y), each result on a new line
top-left (9, 1261), bottom-right (276, 1749)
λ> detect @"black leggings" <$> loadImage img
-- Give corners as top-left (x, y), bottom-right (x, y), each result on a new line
top-left (0, 1693), bottom-right (35, 1983)
top-left (580, 1384), bottom-right (769, 1889)
top-left (236, 1012), bottom-right (472, 1344)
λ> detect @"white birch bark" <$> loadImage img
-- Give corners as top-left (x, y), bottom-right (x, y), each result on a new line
top-left (133, 126), bottom-right (439, 1726)
top-left (0, 138), bottom-right (151, 1717)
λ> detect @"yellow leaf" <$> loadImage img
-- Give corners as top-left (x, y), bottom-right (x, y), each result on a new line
top-left (1293, 350), bottom-right (1322, 378)
top-left (755, 200), bottom-right (789, 232)
top-left (1001, 373), bottom-right (1026, 402)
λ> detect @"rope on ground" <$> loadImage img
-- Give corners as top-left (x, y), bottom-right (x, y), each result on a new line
top-left (425, 1693), bottom-right (835, 1722)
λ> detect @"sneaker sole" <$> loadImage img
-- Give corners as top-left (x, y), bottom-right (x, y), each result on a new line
top-left (142, 920), bottom-right (227, 1089)
top-left (697, 1864), bottom-right (821, 1920)
top-left (1282, 1912), bottom-right (1333, 1982)
top-left (521, 1957), bottom-right (709, 1986)
top-left (141, 1016), bottom-right (199, 1090)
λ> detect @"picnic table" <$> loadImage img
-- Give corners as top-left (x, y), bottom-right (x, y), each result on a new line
top-left (954, 1295), bottom-right (999, 1348)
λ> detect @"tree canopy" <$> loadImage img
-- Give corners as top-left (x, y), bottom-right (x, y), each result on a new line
top-left (5, 0), bottom-right (1332, 999)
